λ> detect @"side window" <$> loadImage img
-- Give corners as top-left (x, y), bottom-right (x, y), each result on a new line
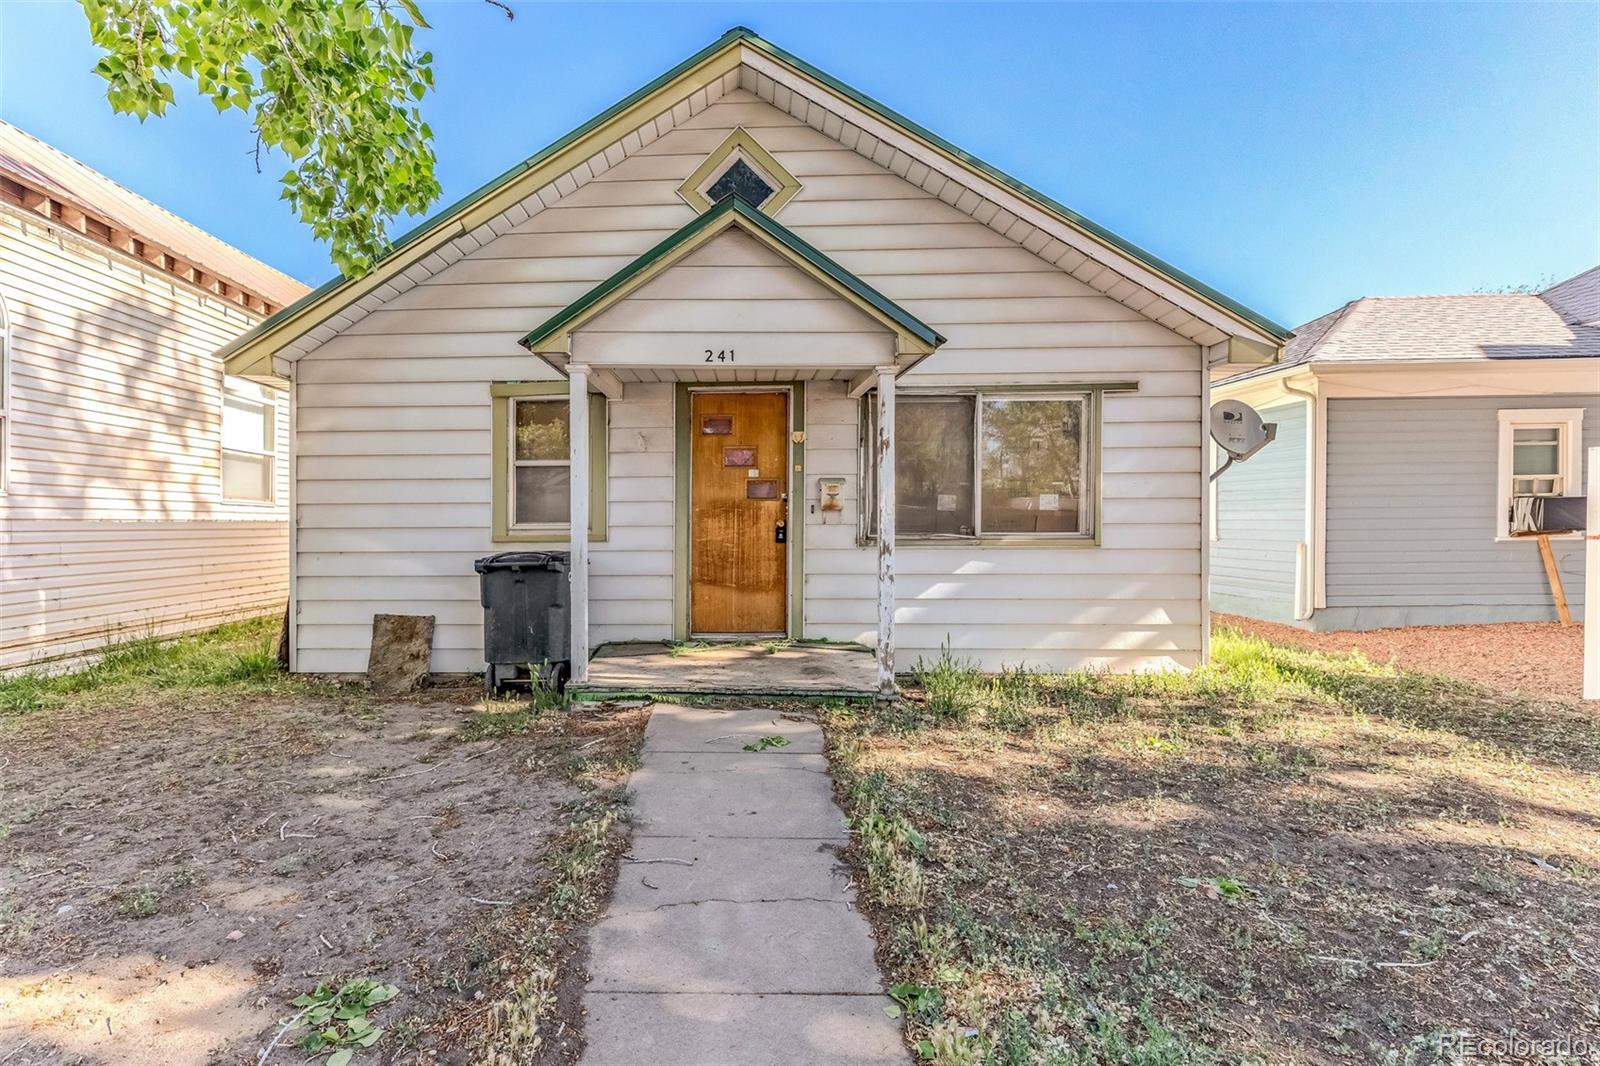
top-left (221, 378), bottom-right (276, 502)
top-left (510, 396), bottom-right (572, 528)
top-left (489, 383), bottom-right (608, 542)
top-left (864, 390), bottom-right (1096, 540)
top-left (1496, 408), bottom-right (1584, 538)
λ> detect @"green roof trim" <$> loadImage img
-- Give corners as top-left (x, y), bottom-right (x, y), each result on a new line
top-left (520, 193), bottom-right (944, 351)
top-left (221, 24), bottom-right (1286, 370)
top-left (215, 26), bottom-right (754, 364)
top-left (731, 30), bottom-right (1290, 341)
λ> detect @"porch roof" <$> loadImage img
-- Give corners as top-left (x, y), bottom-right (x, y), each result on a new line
top-left (518, 193), bottom-right (944, 362)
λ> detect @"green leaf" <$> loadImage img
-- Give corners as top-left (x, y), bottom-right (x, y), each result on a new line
top-left (327, 1051), bottom-right (353, 1066)
top-left (883, 1004), bottom-right (902, 1019)
top-left (916, 1039), bottom-right (936, 1060)
top-left (364, 983), bottom-right (399, 1005)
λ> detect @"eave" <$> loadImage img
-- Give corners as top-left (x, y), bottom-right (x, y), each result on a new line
top-left (221, 25), bottom-right (1286, 380)
top-left (521, 194), bottom-right (943, 361)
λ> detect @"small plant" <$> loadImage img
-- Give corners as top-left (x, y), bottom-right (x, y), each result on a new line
top-left (281, 978), bottom-right (398, 1065)
top-left (912, 640), bottom-right (985, 723)
top-left (462, 667), bottom-right (567, 741)
top-left (1176, 875), bottom-right (1254, 902)
top-left (888, 979), bottom-right (940, 1016)
top-left (114, 887), bottom-right (160, 918)
top-left (742, 734), bottom-right (790, 752)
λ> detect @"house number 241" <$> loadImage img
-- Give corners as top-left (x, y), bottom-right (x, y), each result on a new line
top-left (704, 349), bottom-right (736, 363)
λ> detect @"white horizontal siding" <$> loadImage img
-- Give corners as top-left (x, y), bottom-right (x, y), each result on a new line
top-left (291, 88), bottom-right (1205, 674)
top-left (1210, 400), bottom-right (1306, 623)
top-left (0, 213), bottom-right (290, 669)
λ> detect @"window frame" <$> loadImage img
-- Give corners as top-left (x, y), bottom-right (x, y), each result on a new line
top-left (220, 379), bottom-right (277, 504)
top-left (1495, 407), bottom-right (1585, 541)
top-left (675, 127), bottom-right (803, 214)
top-left (860, 387), bottom-right (1103, 546)
top-left (490, 382), bottom-right (608, 543)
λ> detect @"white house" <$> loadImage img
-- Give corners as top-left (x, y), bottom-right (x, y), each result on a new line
top-left (1212, 267), bottom-right (1599, 630)
top-left (219, 27), bottom-right (1289, 689)
top-left (0, 120), bottom-right (304, 670)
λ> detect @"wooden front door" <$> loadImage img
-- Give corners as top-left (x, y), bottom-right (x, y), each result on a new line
top-left (690, 391), bottom-right (789, 635)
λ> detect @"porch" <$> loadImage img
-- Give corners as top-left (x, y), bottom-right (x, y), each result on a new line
top-left (572, 640), bottom-right (879, 699)
top-left (520, 195), bottom-right (945, 696)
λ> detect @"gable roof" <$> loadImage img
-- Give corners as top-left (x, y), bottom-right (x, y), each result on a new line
top-left (220, 26), bottom-right (1287, 378)
top-left (522, 193), bottom-right (943, 357)
top-left (0, 119), bottom-right (306, 310)
top-left (1542, 265), bottom-right (1600, 328)
top-left (1221, 264), bottom-right (1600, 387)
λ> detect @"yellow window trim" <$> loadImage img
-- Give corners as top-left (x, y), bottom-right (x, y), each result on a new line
top-left (490, 381), bottom-right (608, 543)
top-left (675, 127), bottom-right (803, 214)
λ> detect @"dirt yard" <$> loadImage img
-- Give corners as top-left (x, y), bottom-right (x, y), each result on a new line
top-left (1217, 613), bottom-right (1594, 705)
top-left (828, 629), bottom-right (1600, 1064)
top-left (0, 622), bottom-right (645, 1066)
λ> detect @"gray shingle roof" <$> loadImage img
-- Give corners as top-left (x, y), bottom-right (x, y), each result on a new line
top-left (1542, 265), bottom-right (1600, 328)
top-left (1233, 266), bottom-right (1600, 384)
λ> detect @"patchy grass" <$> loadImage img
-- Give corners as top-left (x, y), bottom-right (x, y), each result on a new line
top-left (0, 618), bottom-right (648, 1066)
top-left (828, 627), bottom-right (1600, 1065)
top-left (0, 616), bottom-right (321, 716)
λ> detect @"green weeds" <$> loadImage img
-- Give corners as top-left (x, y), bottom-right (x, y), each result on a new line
top-left (0, 617), bottom-right (306, 716)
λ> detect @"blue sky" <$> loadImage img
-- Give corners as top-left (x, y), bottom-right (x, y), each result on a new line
top-left (1, 2), bottom-right (1595, 328)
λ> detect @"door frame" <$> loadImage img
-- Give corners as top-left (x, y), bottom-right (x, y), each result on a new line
top-left (673, 382), bottom-right (806, 640)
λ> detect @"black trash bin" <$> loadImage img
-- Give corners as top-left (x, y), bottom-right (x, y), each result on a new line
top-left (473, 551), bottom-right (571, 694)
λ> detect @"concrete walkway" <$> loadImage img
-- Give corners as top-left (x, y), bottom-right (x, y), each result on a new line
top-left (579, 704), bottom-right (906, 1066)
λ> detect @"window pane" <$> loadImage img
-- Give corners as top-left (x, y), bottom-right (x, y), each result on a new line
top-left (222, 452), bottom-right (271, 501)
top-left (222, 395), bottom-right (269, 452)
top-left (514, 465), bottom-right (570, 525)
top-left (515, 400), bottom-right (569, 461)
top-left (1513, 476), bottom-right (1559, 496)
top-left (705, 158), bottom-right (775, 206)
top-left (1513, 427), bottom-right (1559, 443)
top-left (1512, 441), bottom-right (1560, 476)
top-left (980, 398), bottom-right (1085, 534)
top-left (896, 398), bottom-right (974, 536)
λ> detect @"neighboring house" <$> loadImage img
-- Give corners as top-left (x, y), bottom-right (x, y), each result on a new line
top-left (0, 120), bottom-right (305, 670)
top-left (220, 27), bottom-right (1290, 686)
top-left (1211, 266), bottom-right (1600, 630)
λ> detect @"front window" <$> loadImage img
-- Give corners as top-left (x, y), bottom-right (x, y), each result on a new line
top-left (221, 382), bottom-right (275, 502)
top-left (866, 391), bottom-right (1094, 540)
top-left (510, 397), bottom-right (571, 528)
top-left (1496, 408), bottom-right (1585, 538)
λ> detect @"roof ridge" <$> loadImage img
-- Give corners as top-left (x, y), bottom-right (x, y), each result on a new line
top-left (1302, 297), bottom-right (1365, 361)
top-left (218, 25), bottom-right (1284, 373)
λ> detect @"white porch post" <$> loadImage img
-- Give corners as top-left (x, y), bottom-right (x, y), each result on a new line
top-left (1585, 446), bottom-right (1599, 700)
top-left (875, 366), bottom-right (897, 697)
top-left (568, 363), bottom-right (591, 685)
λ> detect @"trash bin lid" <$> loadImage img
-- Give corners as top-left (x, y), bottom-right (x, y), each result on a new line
top-left (473, 551), bottom-right (570, 574)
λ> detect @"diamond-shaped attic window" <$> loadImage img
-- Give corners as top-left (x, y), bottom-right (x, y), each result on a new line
top-left (705, 159), bottom-right (776, 207)
top-left (678, 128), bottom-right (802, 214)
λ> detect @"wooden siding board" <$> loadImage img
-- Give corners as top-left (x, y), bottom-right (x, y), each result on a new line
top-left (1321, 395), bottom-right (1594, 627)
top-left (290, 91), bottom-right (1204, 673)
top-left (1, 218), bottom-right (290, 668)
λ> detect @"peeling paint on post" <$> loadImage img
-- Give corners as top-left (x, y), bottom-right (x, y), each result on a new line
top-left (875, 366), bottom-right (897, 697)
top-left (568, 363), bottom-right (591, 685)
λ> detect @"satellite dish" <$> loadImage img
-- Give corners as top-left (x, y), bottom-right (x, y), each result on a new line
top-left (1209, 400), bottom-right (1277, 481)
